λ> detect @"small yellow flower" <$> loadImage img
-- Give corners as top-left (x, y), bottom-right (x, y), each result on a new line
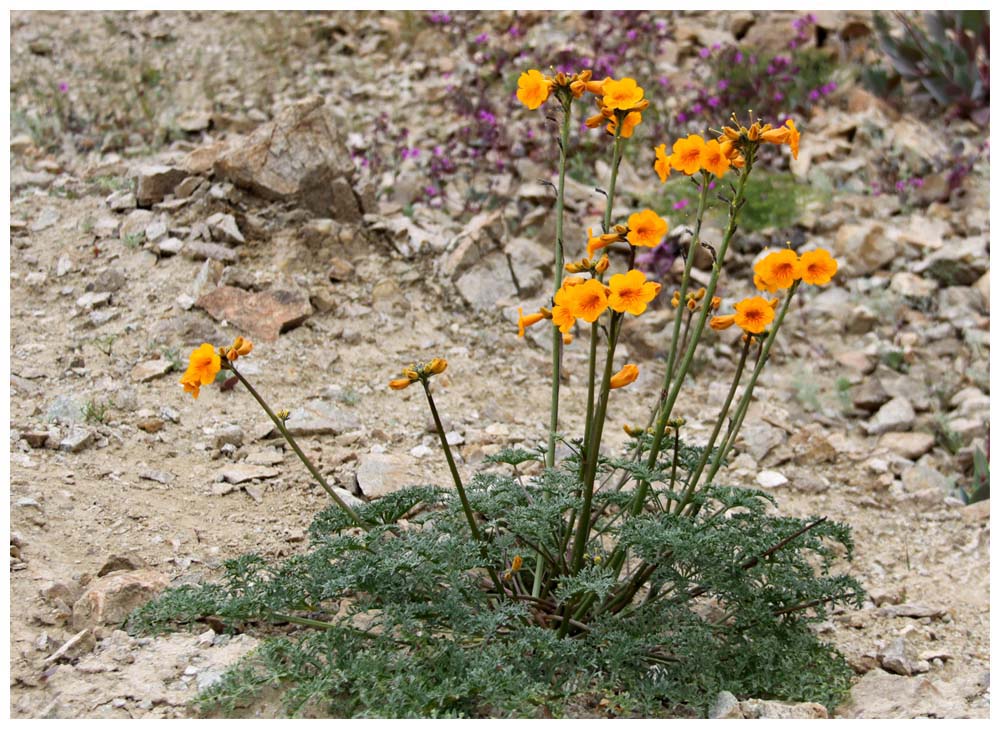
top-left (626, 209), bottom-right (668, 248)
top-left (179, 343), bottom-right (221, 399)
top-left (799, 248), bottom-right (838, 286)
top-left (516, 69), bottom-right (552, 110)
top-left (567, 278), bottom-right (610, 323)
top-left (607, 269), bottom-right (661, 316)
top-left (733, 296), bottom-right (776, 334)
top-left (654, 143), bottom-right (671, 183)
top-left (389, 378), bottom-right (412, 390)
top-left (671, 134), bottom-right (706, 176)
top-left (600, 77), bottom-right (644, 111)
top-left (511, 555), bottom-right (523, 572)
top-left (609, 363), bottom-right (639, 389)
top-left (710, 296), bottom-right (722, 310)
top-left (517, 307), bottom-right (545, 337)
top-left (225, 335), bottom-right (254, 361)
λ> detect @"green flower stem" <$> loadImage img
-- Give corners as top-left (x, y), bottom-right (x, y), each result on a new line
top-left (228, 365), bottom-right (366, 529)
top-left (660, 172), bottom-right (711, 405)
top-left (603, 120), bottom-right (625, 233)
top-left (421, 381), bottom-right (506, 597)
top-left (701, 281), bottom-right (801, 493)
top-left (631, 149), bottom-right (756, 519)
top-left (547, 90), bottom-right (574, 470)
top-left (538, 90), bottom-right (574, 600)
top-left (582, 321), bottom-right (600, 472)
top-left (570, 312), bottom-right (624, 575)
top-left (670, 333), bottom-right (753, 515)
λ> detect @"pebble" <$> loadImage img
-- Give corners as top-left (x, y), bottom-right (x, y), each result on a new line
top-left (878, 432), bottom-right (935, 459)
top-left (59, 428), bottom-right (93, 453)
top-left (756, 470), bottom-right (788, 488)
top-left (410, 444), bottom-right (434, 458)
top-left (76, 291), bottom-right (112, 310)
top-left (206, 212), bottom-right (245, 245)
top-left (217, 464), bottom-right (279, 484)
top-left (865, 397), bottom-right (916, 436)
top-left (130, 359), bottom-right (174, 383)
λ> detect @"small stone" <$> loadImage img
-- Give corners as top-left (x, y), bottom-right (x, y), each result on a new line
top-left (865, 397), bottom-right (915, 436)
top-left (30, 208), bottom-right (60, 232)
top-left (44, 628), bottom-right (95, 664)
top-left (135, 165), bottom-right (187, 207)
top-left (106, 189), bottom-right (136, 211)
top-left (136, 417), bottom-right (165, 434)
top-left (245, 447), bottom-right (284, 466)
top-left (160, 406), bottom-right (181, 423)
top-left (756, 470), bottom-right (788, 488)
top-left (445, 431), bottom-right (465, 446)
top-left (55, 255), bottom-right (73, 277)
top-left (174, 176), bottom-right (204, 198)
top-left (138, 469), bottom-right (173, 485)
top-left (59, 428), bottom-right (93, 453)
top-left (880, 637), bottom-right (930, 676)
top-left (206, 212), bottom-right (245, 244)
top-left (177, 110), bottom-right (212, 132)
top-left (852, 378), bottom-right (891, 413)
top-left (327, 257), bottom-right (355, 282)
top-left (217, 464), bottom-right (280, 484)
top-left (183, 240), bottom-right (240, 263)
top-left (97, 554), bottom-right (147, 576)
top-left (278, 399), bottom-right (361, 437)
top-left (196, 285), bottom-right (312, 342)
top-left (21, 431), bottom-right (54, 449)
top-left (156, 237), bottom-right (184, 256)
top-left (76, 291), bottom-right (112, 310)
top-left (901, 465), bottom-right (950, 496)
top-left (890, 272), bottom-right (938, 299)
top-left (708, 690), bottom-right (743, 719)
top-left (355, 452), bottom-right (415, 498)
top-left (130, 359), bottom-right (174, 383)
top-left (244, 485), bottom-right (265, 504)
top-left (736, 421), bottom-right (785, 461)
top-left (410, 444), bottom-right (434, 458)
top-left (213, 425), bottom-right (245, 450)
top-left (878, 432), bottom-right (935, 459)
top-left (878, 603), bottom-right (947, 619)
top-left (836, 350), bottom-right (876, 374)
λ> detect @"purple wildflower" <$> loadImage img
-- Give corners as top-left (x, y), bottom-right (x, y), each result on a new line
top-left (717, 79), bottom-right (729, 91)
top-left (910, 177), bottom-right (924, 188)
top-left (708, 97), bottom-right (720, 108)
top-left (691, 102), bottom-right (703, 115)
top-left (627, 29), bottom-right (638, 41)
top-left (677, 112), bottom-right (688, 124)
top-left (895, 180), bottom-right (906, 192)
top-left (474, 32), bottom-right (489, 44)
top-left (58, 82), bottom-right (68, 93)
top-left (699, 47), bottom-right (711, 59)
top-left (734, 51), bottom-right (744, 63)
top-left (808, 89), bottom-right (820, 101)
top-left (773, 91), bottom-right (785, 102)
top-left (673, 198), bottom-right (689, 210)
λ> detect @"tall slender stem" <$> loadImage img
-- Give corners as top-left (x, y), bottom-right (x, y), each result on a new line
top-left (228, 365), bottom-right (366, 529)
top-left (672, 334), bottom-right (753, 514)
top-left (421, 381), bottom-right (506, 597)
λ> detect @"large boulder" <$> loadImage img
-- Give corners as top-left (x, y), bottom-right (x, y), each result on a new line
top-left (213, 96), bottom-right (361, 218)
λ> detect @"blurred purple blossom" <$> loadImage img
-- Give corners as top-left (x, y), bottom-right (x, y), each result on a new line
top-left (699, 47), bottom-right (711, 59)
top-left (474, 32), bottom-right (489, 44)
top-left (58, 81), bottom-right (69, 93)
top-left (673, 198), bottom-right (689, 210)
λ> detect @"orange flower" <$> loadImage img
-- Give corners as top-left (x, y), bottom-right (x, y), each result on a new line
top-left (607, 110), bottom-right (642, 138)
top-left (567, 278), bottom-right (610, 323)
top-left (733, 296), bottom-right (775, 334)
top-left (609, 363), bottom-right (639, 389)
top-left (670, 134), bottom-right (706, 175)
top-left (389, 378), bottom-right (413, 390)
top-left (699, 139), bottom-right (731, 178)
top-left (517, 306), bottom-right (545, 337)
top-left (608, 269), bottom-right (661, 316)
top-left (799, 248), bottom-right (838, 286)
top-left (516, 69), bottom-right (551, 110)
top-left (654, 143), bottom-right (671, 183)
top-left (179, 343), bottom-right (221, 399)
top-left (626, 209), bottom-right (668, 248)
top-left (759, 119), bottom-right (800, 160)
top-left (552, 283), bottom-right (579, 333)
top-left (424, 358), bottom-right (448, 375)
top-left (753, 249), bottom-right (801, 291)
top-left (601, 77), bottom-right (644, 110)
top-left (710, 314), bottom-right (736, 331)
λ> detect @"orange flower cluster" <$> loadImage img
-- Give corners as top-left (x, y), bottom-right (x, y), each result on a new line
top-left (586, 209), bottom-right (668, 259)
top-left (389, 358), bottom-right (447, 391)
top-left (753, 247), bottom-right (837, 292)
top-left (543, 268), bottom-right (661, 335)
top-left (582, 77), bottom-right (649, 138)
top-left (719, 117), bottom-right (800, 160)
top-left (711, 248), bottom-right (838, 335)
top-left (654, 134), bottom-right (737, 182)
top-left (516, 68), bottom-right (599, 110)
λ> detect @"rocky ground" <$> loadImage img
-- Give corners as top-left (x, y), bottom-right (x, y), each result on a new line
top-left (8, 10), bottom-right (990, 719)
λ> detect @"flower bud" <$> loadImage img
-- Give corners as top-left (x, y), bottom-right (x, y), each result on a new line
top-left (710, 296), bottom-right (722, 310)
top-left (609, 363), bottom-right (639, 389)
top-left (710, 314), bottom-right (736, 331)
top-left (403, 368), bottom-right (420, 381)
top-left (389, 378), bottom-right (412, 390)
top-left (671, 291), bottom-right (681, 308)
top-left (511, 555), bottom-right (523, 572)
top-left (424, 358), bottom-right (448, 376)
top-left (694, 287), bottom-right (707, 301)
top-left (594, 255), bottom-right (610, 274)
top-left (562, 332), bottom-right (574, 345)
top-left (687, 298), bottom-right (697, 311)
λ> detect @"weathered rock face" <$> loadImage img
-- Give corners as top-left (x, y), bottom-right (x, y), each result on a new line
top-left (72, 570), bottom-right (170, 634)
top-left (213, 96), bottom-right (359, 218)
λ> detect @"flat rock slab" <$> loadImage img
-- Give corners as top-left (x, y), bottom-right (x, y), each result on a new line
top-left (355, 452), bottom-right (419, 499)
top-left (274, 399), bottom-right (361, 437)
top-left (879, 432), bottom-right (935, 459)
top-left (130, 359), bottom-right (174, 383)
top-left (196, 285), bottom-right (312, 342)
top-left (217, 464), bottom-right (280, 484)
